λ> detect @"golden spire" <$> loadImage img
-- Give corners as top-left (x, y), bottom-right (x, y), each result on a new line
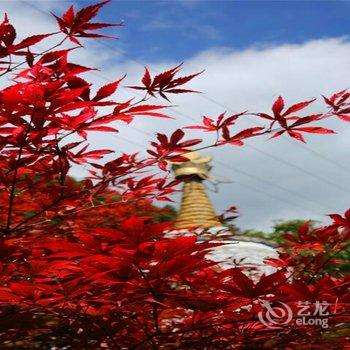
top-left (172, 151), bottom-right (221, 229)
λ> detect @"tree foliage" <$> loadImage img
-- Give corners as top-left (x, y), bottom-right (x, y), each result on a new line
top-left (0, 2), bottom-right (349, 349)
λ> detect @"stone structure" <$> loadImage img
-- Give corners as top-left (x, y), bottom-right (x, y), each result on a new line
top-left (172, 151), bottom-right (221, 229)
top-left (172, 150), bottom-right (278, 276)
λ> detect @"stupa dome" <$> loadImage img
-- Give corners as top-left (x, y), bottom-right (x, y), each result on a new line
top-left (170, 150), bottom-right (278, 276)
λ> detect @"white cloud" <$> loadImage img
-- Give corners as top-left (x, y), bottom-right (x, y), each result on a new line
top-left (3, 1), bottom-right (350, 232)
top-left (142, 13), bottom-right (221, 41)
top-left (102, 38), bottom-right (350, 232)
top-left (0, 1), bottom-right (67, 38)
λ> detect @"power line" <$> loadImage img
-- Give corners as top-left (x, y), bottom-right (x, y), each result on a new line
top-left (16, 1), bottom-right (347, 215)
top-left (89, 37), bottom-right (350, 193)
top-left (22, 0), bottom-right (350, 176)
top-left (214, 160), bottom-right (331, 213)
top-left (107, 125), bottom-right (331, 216)
top-left (110, 133), bottom-right (326, 215)
top-left (89, 67), bottom-right (350, 198)
top-left (181, 64), bottom-right (350, 174)
top-left (221, 179), bottom-right (325, 218)
top-left (85, 72), bottom-right (348, 210)
top-left (247, 143), bottom-right (350, 193)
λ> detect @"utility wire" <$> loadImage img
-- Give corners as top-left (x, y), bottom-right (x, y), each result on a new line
top-left (22, 0), bottom-right (350, 176)
top-left (182, 63), bottom-right (350, 173)
top-left (96, 66), bottom-right (350, 198)
top-left (16, 1), bottom-right (346, 216)
top-left (214, 160), bottom-right (331, 212)
top-left (90, 38), bottom-right (350, 193)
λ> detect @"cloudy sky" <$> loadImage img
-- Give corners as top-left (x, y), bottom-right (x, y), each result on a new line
top-left (2, 0), bottom-right (350, 231)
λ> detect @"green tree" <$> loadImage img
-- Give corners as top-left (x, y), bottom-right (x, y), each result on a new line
top-left (269, 219), bottom-right (318, 244)
top-left (241, 219), bottom-right (350, 274)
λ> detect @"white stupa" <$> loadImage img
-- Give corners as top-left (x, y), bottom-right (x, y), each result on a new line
top-left (170, 151), bottom-right (278, 277)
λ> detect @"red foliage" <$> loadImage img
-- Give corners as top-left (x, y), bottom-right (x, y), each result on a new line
top-left (0, 1), bottom-right (349, 349)
top-left (129, 63), bottom-right (203, 100)
top-left (52, 0), bottom-right (122, 45)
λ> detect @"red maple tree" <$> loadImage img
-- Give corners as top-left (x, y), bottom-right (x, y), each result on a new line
top-left (0, 2), bottom-right (349, 349)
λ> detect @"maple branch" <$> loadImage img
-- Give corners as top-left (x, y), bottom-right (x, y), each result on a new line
top-left (4, 121), bottom-right (32, 234)
top-left (136, 265), bottom-right (160, 334)
top-left (56, 144), bottom-right (66, 198)
top-left (132, 308), bottom-right (348, 349)
top-left (0, 122), bottom-right (312, 236)
top-left (132, 314), bottom-right (159, 349)
top-left (0, 34), bottom-right (66, 78)
top-left (1, 196), bottom-right (65, 235)
top-left (307, 239), bottom-right (350, 283)
top-left (130, 316), bottom-right (256, 349)
top-left (0, 113), bottom-right (335, 237)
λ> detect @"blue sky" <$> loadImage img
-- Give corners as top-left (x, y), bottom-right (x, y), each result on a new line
top-left (76, 0), bottom-right (350, 62)
top-left (5, 0), bottom-right (350, 230)
top-left (68, 0), bottom-right (350, 229)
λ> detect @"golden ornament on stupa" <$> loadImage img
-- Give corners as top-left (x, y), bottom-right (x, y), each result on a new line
top-left (172, 151), bottom-right (221, 229)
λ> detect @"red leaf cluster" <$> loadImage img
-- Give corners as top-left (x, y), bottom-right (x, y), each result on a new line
top-left (52, 0), bottom-right (122, 45)
top-left (148, 129), bottom-right (202, 170)
top-left (323, 89), bottom-right (350, 122)
top-left (260, 96), bottom-right (335, 143)
top-left (129, 63), bottom-right (202, 100)
top-left (0, 1), bottom-right (349, 349)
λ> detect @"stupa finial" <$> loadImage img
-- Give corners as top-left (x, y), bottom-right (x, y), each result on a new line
top-left (172, 150), bottom-right (213, 180)
top-left (172, 150), bottom-right (221, 229)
